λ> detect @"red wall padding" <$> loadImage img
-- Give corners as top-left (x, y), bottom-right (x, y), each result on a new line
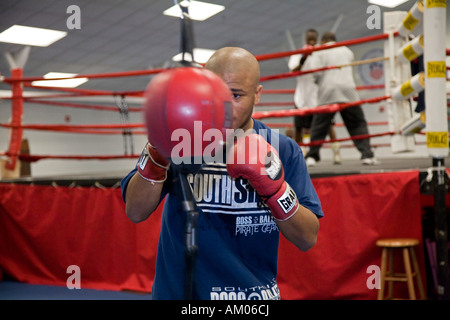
top-left (277, 171), bottom-right (425, 299)
top-left (0, 170), bottom-right (425, 299)
top-left (0, 184), bottom-right (161, 292)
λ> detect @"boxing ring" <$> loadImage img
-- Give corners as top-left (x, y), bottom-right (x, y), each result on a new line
top-left (0, 1), bottom-right (449, 300)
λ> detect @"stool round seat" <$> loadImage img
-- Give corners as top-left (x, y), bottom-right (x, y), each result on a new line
top-left (376, 238), bottom-right (419, 248)
top-left (376, 238), bottom-right (425, 300)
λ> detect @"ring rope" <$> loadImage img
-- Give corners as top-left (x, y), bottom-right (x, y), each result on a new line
top-left (260, 56), bottom-right (389, 82)
top-left (0, 123), bottom-right (145, 131)
top-left (260, 85), bottom-right (385, 95)
top-left (0, 96), bottom-right (390, 133)
top-left (254, 32), bottom-right (398, 62)
top-left (0, 33), bottom-right (402, 85)
top-left (1, 29), bottom-right (446, 165)
top-left (23, 99), bottom-right (142, 112)
top-left (265, 121), bottom-right (390, 128)
top-left (23, 83), bottom-right (144, 97)
top-left (0, 132), bottom-right (397, 162)
top-left (2, 68), bottom-right (166, 84)
top-left (252, 96), bottom-right (391, 120)
top-left (0, 151), bottom-right (139, 162)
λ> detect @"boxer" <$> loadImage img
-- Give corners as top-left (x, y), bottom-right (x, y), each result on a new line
top-left (121, 47), bottom-right (323, 300)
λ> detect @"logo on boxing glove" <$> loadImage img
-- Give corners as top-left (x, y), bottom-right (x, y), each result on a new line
top-left (277, 184), bottom-right (298, 214)
top-left (138, 150), bottom-right (149, 171)
top-left (264, 151), bottom-right (283, 180)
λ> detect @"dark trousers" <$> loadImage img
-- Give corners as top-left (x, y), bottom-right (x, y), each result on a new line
top-left (305, 105), bottom-right (374, 161)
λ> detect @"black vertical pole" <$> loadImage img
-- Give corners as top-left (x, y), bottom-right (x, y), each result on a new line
top-left (433, 157), bottom-right (449, 300)
top-left (170, 1), bottom-right (201, 299)
top-left (179, 2), bottom-right (195, 66)
top-left (171, 163), bottom-right (200, 300)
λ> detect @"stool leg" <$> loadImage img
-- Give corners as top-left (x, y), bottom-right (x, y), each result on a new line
top-left (410, 247), bottom-right (426, 300)
top-left (378, 248), bottom-right (388, 300)
top-left (387, 249), bottom-right (394, 299)
top-left (403, 248), bottom-right (416, 300)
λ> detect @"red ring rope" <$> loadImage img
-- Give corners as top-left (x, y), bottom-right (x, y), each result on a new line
top-left (24, 99), bottom-right (142, 112)
top-left (1, 32), bottom-right (400, 84)
top-left (0, 151), bottom-right (139, 162)
top-left (254, 32), bottom-right (398, 61)
top-left (3, 68), bottom-right (165, 83)
top-left (0, 30), bottom-right (438, 167)
top-left (253, 96), bottom-right (391, 120)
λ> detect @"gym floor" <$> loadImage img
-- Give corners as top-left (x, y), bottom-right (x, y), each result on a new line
top-left (0, 280), bottom-right (152, 300)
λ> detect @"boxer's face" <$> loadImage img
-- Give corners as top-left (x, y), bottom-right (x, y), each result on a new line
top-left (204, 47), bottom-right (261, 132)
top-left (220, 70), bottom-right (262, 132)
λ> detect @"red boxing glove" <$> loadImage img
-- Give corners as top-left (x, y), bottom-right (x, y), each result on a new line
top-left (137, 142), bottom-right (170, 183)
top-left (226, 134), bottom-right (299, 221)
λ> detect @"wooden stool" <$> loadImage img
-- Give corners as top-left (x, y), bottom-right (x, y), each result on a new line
top-left (376, 238), bottom-right (426, 300)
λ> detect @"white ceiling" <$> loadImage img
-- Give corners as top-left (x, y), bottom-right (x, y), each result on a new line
top-left (0, 0), bottom-right (440, 96)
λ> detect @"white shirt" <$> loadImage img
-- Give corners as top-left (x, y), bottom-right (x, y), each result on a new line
top-left (311, 42), bottom-right (359, 105)
top-left (288, 49), bottom-right (318, 109)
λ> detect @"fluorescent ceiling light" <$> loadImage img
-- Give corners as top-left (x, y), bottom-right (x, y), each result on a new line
top-left (172, 48), bottom-right (216, 64)
top-left (31, 72), bottom-right (88, 88)
top-left (368, 0), bottom-right (409, 8)
top-left (0, 25), bottom-right (67, 47)
top-left (163, 1), bottom-right (225, 21)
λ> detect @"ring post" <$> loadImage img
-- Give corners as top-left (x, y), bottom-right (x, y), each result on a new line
top-left (424, 0), bottom-right (449, 300)
top-left (383, 11), bottom-right (415, 153)
top-left (6, 68), bottom-right (24, 171)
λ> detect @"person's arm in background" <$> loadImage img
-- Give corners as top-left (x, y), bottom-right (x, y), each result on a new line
top-left (288, 54), bottom-right (302, 72)
top-left (310, 51), bottom-right (322, 84)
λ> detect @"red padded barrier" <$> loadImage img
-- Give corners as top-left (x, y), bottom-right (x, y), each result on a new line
top-left (0, 170), bottom-right (426, 299)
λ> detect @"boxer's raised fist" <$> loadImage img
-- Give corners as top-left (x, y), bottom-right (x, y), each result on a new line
top-left (137, 142), bottom-right (170, 183)
top-left (227, 134), bottom-right (299, 221)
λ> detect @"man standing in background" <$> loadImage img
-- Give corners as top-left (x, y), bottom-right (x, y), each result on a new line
top-left (288, 29), bottom-right (340, 163)
top-left (304, 32), bottom-right (377, 167)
